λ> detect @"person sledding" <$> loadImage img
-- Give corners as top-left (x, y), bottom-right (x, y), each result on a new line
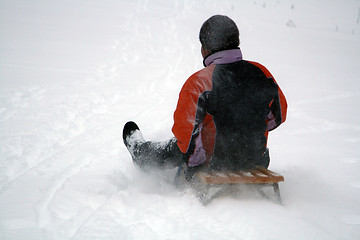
top-left (123, 15), bottom-right (287, 181)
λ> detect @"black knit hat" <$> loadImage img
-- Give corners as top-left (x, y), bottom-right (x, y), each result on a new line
top-left (199, 15), bottom-right (240, 53)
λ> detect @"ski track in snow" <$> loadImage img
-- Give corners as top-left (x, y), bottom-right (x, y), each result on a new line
top-left (1, 0), bottom-right (360, 239)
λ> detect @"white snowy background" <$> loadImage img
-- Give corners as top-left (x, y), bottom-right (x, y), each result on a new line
top-left (1, 0), bottom-right (360, 239)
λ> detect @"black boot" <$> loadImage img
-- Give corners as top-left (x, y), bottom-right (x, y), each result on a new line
top-left (123, 121), bottom-right (145, 158)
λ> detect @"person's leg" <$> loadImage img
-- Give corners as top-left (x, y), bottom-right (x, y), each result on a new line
top-left (123, 121), bottom-right (184, 171)
top-left (132, 138), bottom-right (184, 171)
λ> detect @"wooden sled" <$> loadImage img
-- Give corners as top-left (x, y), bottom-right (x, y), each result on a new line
top-left (176, 165), bottom-right (284, 205)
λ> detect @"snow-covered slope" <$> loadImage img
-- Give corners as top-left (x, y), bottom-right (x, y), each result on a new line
top-left (1, 0), bottom-right (359, 239)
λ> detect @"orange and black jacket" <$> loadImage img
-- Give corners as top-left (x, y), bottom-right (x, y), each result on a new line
top-left (172, 49), bottom-right (287, 170)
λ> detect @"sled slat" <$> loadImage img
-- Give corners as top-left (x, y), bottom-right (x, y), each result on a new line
top-left (196, 166), bottom-right (284, 185)
top-left (254, 166), bottom-right (284, 182)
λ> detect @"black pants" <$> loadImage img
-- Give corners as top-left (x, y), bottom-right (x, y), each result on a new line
top-left (130, 137), bottom-right (270, 174)
top-left (131, 138), bottom-right (184, 171)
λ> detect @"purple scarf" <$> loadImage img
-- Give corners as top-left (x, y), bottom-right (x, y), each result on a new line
top-left (203, 48), bottom-right (243, 67)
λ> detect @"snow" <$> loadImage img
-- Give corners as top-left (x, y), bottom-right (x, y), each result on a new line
top-left (0, 0), bottom-right (360, 239)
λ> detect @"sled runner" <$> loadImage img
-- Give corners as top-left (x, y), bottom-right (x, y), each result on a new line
top-left (175, 165), bottom-right (284, 205)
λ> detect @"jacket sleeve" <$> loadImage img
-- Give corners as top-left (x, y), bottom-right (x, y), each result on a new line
top-left (172, 84), bottom-right (200, 154)
top-left (267, 83), bottom-right (287, 131)
top-left (249, 61), bottom-right (287, 131)
top-left (172, 66), bottom-right (215, 166)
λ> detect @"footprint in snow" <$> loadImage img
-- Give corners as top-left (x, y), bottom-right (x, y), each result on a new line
top-left (340, 215), bottom-right (360, 225)
top-left (339, 157), bottom-right (358, 164)
top-left (349, 182), bottom-right (360, 189)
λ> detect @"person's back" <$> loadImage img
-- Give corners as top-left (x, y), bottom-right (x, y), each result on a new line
top-left (206, 60), bottom-right (278, 170)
